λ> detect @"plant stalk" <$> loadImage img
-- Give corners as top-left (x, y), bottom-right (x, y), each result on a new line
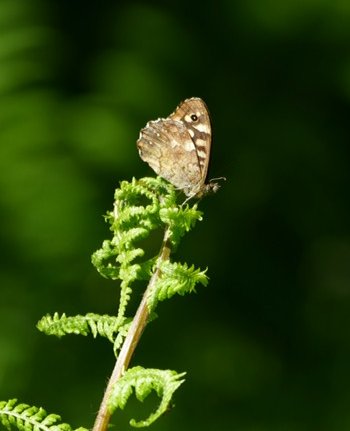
top-left (92, 227), bottom-right (172, 431)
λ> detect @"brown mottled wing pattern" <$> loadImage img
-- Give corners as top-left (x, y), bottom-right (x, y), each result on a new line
top-left (169, 98), bottom-right (212, 182)
top-left (137, 98), bottom-right (212, 197)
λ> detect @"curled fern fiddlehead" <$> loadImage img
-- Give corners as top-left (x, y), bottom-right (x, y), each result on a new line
top-left (108, 367), bottom-right (186, 428)
top-left (91, 177), bottom-right (176, 322)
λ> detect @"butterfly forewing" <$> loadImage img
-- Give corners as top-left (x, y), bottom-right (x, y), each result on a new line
top-left (137, 97), bottom-right (213, 197)
top-left (169, 98), bottom-right (212, 181)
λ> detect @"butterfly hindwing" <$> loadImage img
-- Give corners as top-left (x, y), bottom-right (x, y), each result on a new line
top-left (137, 118), bottom-right (202, 195)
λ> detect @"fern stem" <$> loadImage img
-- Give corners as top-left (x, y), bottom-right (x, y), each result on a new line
top-left (92, 227), bottom-right (172, 431)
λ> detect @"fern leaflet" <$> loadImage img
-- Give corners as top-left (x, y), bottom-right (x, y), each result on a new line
top-left (0, 399), bottom-right (87, 431)
top-left (108, 367), bottom-right (186, 428)
top-left (37, 313), bottom-right (129, 345)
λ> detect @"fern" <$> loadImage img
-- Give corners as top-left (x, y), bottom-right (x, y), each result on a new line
top-left (88, 177), bottom-right (208, 429)
top-left (159, 204), bottom-right (203, 247)
top-left (2, 176), bottom-right (214, 431)
top-left (37, 313), bottom-right (130, 344)
top-left (91, 177), bottom-right (205, 322)
top-left (147, 261), bottom-right (208, 310)
top-left (0, 399), bottom-right (87, 431)
top-left (108, 367), bottom-right (186, 428)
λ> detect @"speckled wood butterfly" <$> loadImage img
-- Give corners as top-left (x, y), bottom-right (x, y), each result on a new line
top-left (137, 97), bottom-right (220, 199)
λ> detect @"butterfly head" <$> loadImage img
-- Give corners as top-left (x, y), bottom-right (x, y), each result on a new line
top-left (194, 177), bottom-right (224, 199)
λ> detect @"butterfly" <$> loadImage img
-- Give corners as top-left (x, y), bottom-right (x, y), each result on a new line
top-left (137, 97), bottom-right (220, 199)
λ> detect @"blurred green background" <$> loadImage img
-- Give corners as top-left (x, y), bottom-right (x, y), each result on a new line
top-left (1, 0), bottom-right (350, 430)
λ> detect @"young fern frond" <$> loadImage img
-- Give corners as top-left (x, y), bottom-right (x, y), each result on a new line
top-left (90, 177), bottom-right (209, 430)
top-left (0, 399), bottom-right (87, 431)
top-left (37, 313), bottom-right (128, 344)
top-left (159, 204), bottom-right (203, 247)
top-left (2, 176), bottom-right (213, 431)
top-left (91, 177), bottom-right (205, 319)
top-left (147, 261), bottom-right (208, 311)
top-left (108, 367), bottom-right (186, 428)
top-left (91, 177), bottom-right (175, 322)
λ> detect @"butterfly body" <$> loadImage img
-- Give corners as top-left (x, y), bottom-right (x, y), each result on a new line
top-left (137, 97), bottom-right (218, 198)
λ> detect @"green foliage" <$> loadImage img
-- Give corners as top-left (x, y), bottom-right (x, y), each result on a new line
top-left (91, 177), bottom-right (206, 321)
top-left (37, 312), bottom-right (119, 342)
top-left (29, 176), bottom-right (209, 428)
top-left (36, 312), bottom-right (132, 349)
top-left (147, 261), bottom-right (208, 310)
top-left (0, 399), bottom-right (87, 431)
top-left (108, 367), bottom-right (186, 428)
top-left (159, 204), bottom-right (204, 247)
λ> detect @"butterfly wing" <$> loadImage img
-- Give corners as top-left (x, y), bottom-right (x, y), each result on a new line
top-left (137, 97), bottom-right (212, 197)
top-left (170, 97), bottom-right (212, 182)
top-left (137, 118), bottom-right (202, 196)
